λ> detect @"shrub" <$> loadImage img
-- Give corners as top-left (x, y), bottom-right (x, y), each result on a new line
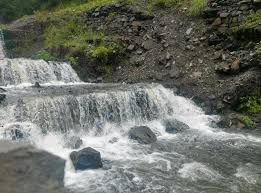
top-left (32, 50), bottom-right (56, 61)
top-left (239, 115), bottom-right (255, 127)
top-left (239, 96), bottom-right (261, 114)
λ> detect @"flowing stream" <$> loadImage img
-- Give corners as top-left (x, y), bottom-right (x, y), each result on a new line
top-left (0, 30), bottom-right (261, 193)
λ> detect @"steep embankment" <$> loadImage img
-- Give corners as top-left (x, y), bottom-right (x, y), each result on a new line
top-left (1, 0), bottom-right (261, 130)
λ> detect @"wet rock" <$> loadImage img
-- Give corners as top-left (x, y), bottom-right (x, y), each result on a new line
top-left (109, 137), bottom-right (119, 143)
top-left (70, 147), bottom-right (103, 170)
top-left (217, 114), bottom-right (249, 129)
top-left (163, 119), bottom-right (190, 134)
top-left (3, 124), bottom-right (31, 141)
top-left (33, 82), bottom-right (41, 88)
top-left (128, 126), bottom-right (157, 144)
top-left (0, 93), bottom-right (6, 103)
top-left (0, 87), bottom-right (7, 92)
top-left (64, 136), bottom-right (83, 149)
top-left (0, 141), bottom-right (66, 193)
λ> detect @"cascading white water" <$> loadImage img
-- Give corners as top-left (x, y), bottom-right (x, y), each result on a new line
top-left (0, 30), bottom-right (5, 59)
top-left (0, 58), bottom-right (80, 86)
top-left (0, 31), bottom-right (261, 193)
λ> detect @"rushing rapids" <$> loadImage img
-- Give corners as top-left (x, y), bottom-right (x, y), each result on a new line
top-left (0, 30), bottom-right (261, 193)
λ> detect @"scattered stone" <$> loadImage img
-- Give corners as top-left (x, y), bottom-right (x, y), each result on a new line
top-left (64, 136), bottom-right (83, 149)
top-left (128, 126), bottom-right (157, 144)
top-left (212, 18), bottom-right (222, 26)
top-left (70, 147), bottom-right (103, 170)
top-left (127, 44), bottom-right (135, 51)
top-left (163, 119), bottom-right (190, 134)
top-left (0, 141), bottom-right (66, 193)
top-left (142, 40), bottom-right (155, 50)
top-left (137, 50), bottom-right (143, 55)
top-left (166, 52), bottom-right (171, 60)
top-left (186, 28), bottom-right (193, 35)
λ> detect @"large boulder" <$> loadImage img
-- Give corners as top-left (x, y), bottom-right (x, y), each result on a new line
top-left (163, 119), bottom-right (190, 134)
top-left (128, 126), bottom-right (157, 144)
top-left (64, 136), bottom-right (83, 149)
top-left (70, 147), bottom-right (103, 170)
top-left (0, 141), bottom-right (66, 193)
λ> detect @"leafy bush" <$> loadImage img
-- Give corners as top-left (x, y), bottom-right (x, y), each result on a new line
top-left (239, 96), bottom-right (261, 114)
top-left (32, 50), bottom-right (56, 61)
top-left (239, 115), bottom-right (255, 127)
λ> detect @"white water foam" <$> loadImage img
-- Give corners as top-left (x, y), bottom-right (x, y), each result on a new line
top-left (178, 162), bottom-right (223, 182)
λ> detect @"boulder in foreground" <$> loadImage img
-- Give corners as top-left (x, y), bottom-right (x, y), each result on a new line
top-left (70, 147), bottom-right (103, 170)
top-left (0, 140), bottom-right (66, 193)
top-left (128, 126), bottom-right (157, 144)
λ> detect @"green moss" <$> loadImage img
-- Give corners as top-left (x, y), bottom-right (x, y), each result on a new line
top-left (239, 96), bottom-right (261, 114)
top-left (239, 115), bottom-right (255, 127)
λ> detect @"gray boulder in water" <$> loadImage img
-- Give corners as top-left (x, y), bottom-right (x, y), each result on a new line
top-left (70, 147), bottom-right (103, 170)
top-left (128, 126), bottom-right (157, 144)
top-left (64, 136), bottom-right (83, 149)
top-left (0, 141), bottom-right (66, 193)
top-left (163, 119), bottom-right (190, 134)
top-left (0, 93), bottom-right (5, 103)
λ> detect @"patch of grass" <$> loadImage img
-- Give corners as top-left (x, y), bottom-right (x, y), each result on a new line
top-left (239, 115), bottom-right (255, 127)
top-left (44, 20), bottom-right (105, 59)
top-left (188, 0), bottom-right (207, 16)
top-left (36, 0), bottom-right (119, 22)
top-left (239, 96), bottom-right (261, 114)
top-left (32, 50), bottom-right (57, 61)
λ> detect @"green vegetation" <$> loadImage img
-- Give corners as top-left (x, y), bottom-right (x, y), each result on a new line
top-left (0, 0), bottom-right (85, 23)
top-left (239, 96), bottom-right (261, 114)
top-left (188, 0), bottom-right (207, 16)
top-left (240, 12), bottom-right (261, 29)
top-left (239, 115), bottom-right (255, 127)
top-left (36, 0), bottom-right (119, 22)
top-left (32, 50), bottom-right (57, 61)
top-left (44, 19), bottom-right (124, 74)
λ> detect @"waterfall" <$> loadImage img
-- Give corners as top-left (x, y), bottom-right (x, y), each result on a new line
top-left (0, 84), bottom-right (186, 133)
top-left (0, 30), bottom-right (5, 59)
top-left (0, 59), bottom-right (80, 86)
